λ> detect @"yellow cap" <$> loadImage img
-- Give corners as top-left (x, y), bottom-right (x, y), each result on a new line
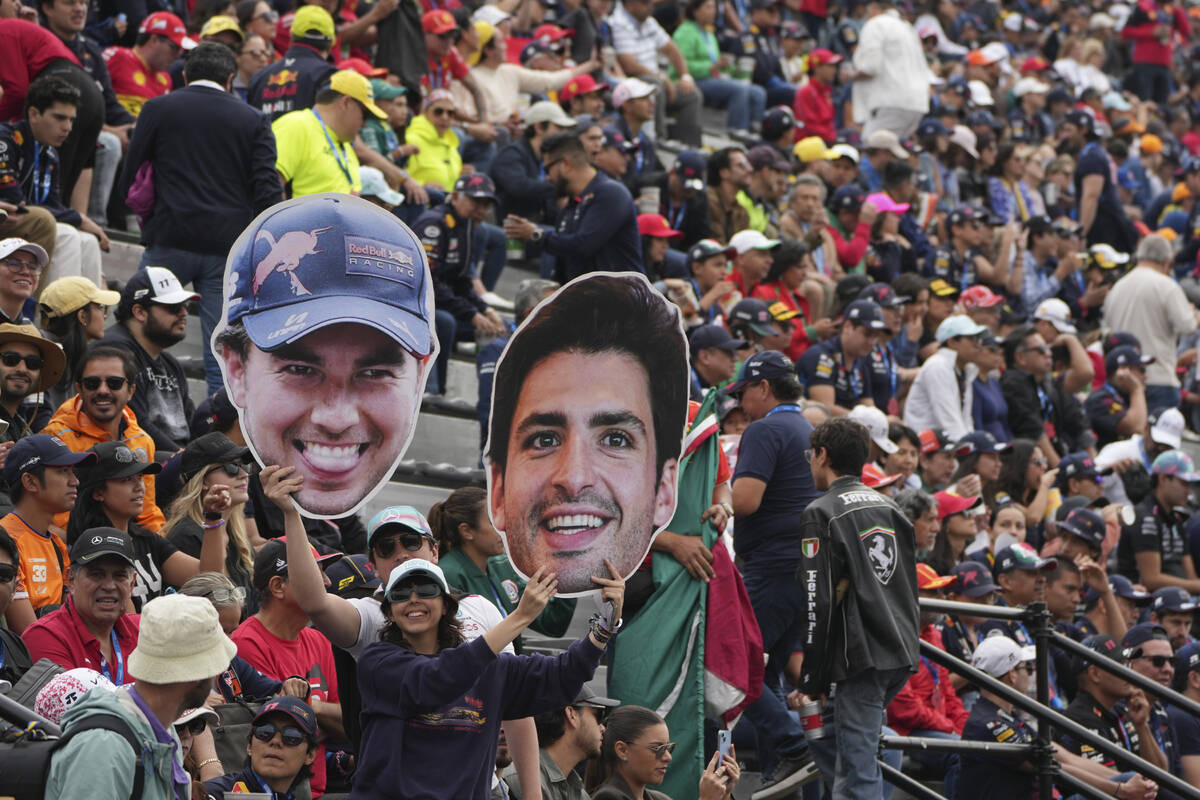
top-left (291, 4), bottom-right (335, 40)
top-left (330, 69), bottom-right (387, 119)
top-left (200, 14), bottom-right (243, 40)
top-left (793, 135), bottom-right (836, 163)
top-left (38, 276), bottom-right (121, 318)
top-left (468, 20), bottom-right (494, 67)
top-left (1173, 182), bottom-right (1191, 203)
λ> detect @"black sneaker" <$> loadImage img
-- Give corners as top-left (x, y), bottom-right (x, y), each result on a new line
top-left (750, 751), bottom-right (820, 800)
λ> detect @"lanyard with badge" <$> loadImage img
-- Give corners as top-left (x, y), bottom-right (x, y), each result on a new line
top-left (32, 143), bottom-right (51, 204)
top-left (311, 109), bottom-right (354, 189)
top-left (100, 630), bottom-right (123, 684)
top-left (765, 403), bottom-right (802, 417)
top-left (666, 201), bottom-right (686, 231)
top-left (836, 349), bottom-right (862, 400)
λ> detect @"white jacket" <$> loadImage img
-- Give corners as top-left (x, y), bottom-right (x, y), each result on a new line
top-left (903, 346), bottom-right (978, 441)
top-left (851, 10), bottom-right (931, 123)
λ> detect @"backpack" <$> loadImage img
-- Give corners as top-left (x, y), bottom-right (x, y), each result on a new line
top-left (0, 711), bottom-right (145, 800)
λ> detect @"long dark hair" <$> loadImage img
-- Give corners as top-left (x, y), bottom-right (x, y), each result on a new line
top-left (66, 476), bottom-right (149, 547)
top-left (429, 487), bottom-right (487, 557)
top-left (379, 594), bottom-right (465, 651)
top-left (584, 705), bottom-right (664, 793)
top-left (41, 311), bottom-right (88, 405)
top-left (949, 452), bottom-right (981, 486)
top-left (991, 438), bottom-right (1040, 508)
top-left (927, 514), bottom-right (969, 575)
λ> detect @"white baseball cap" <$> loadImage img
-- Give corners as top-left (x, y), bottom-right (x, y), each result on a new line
top-left (1013, 77), bottom-right (1049, 98)
top-left (949, 125), bottom-right (979, 159)
top-left (729, 229), bottom-right (781, 254)
top-left (936, 314), bottom-right (989, 343)
top-left (472, 4), bottom-right (512, 25)
top-left (524, 100), bottom-right (577, 127)
top-left (612, 77), bottom-right (656, 108)
top-left (830, 143), bottom-right (860, 163)
top-left (972, 631), bottom-right (1036, 678)
top-left (359, 166), bottom-right (405, 206)
top-left (969, 80), bottom-right (995, 107)
top-left (848, 404), bottom-right (898, 454)
top-left (0, 237), bottom-right (49, 269)
top-left (1150, 407), bottom-right (1185, 450)
top-left (1033, 298), bottom-right (1077, 334)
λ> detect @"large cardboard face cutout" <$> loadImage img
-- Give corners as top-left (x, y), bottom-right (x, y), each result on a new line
top-left (213, 194), bottom-right (437, 519)
top-left (485, 273), bottom-right (689, 595)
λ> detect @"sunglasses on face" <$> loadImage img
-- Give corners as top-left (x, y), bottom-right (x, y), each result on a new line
top-left (0, 351), bottom-right (43, 370)
top-left (0, 563), bottom-right (16, 583)
top-left (81, 376), bottom-right (129, 392)
top-left (1133, 653), bottom-right (1172, 668)
top-left (252, 723), bottom-right (308, 748)
top-left (428, 106), bottom-right (454, 117)
top-left (175, 717), bottom-right (208, 736)
top-left (206, 461), bottom-right (256, 478)
top-left (630, 741), bottom-right (676, 759)
top-left (387, 579), bottom-right (442, 601)
top-left (255, 9), bottom-right (279, 22)
top-left (437, 30), bottom-right (460, 41)
top-left (372, 532), bottom-right (431, 558)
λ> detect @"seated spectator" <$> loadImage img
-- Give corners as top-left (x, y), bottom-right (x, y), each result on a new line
top-left (33, 667), bottom-right (115, 725)
top-left (1096, 409), bottom-right (1182, 508)
top-left (1000, 325), bottom-right (1093, 465)
top-left (735, 0), bottom-right (795, 108)
top-left (905, 315), bottom-right (987, 440)
top-left (232, 33), bottom-right (272, 101)
top-left (205, 696), bottom-right (319, 800)
top-left (103, 12), bottom-right (185, 117)
top-left (825, 188), bottom-right (874, 274)
top-left (0, 77), bottom-right (104, 286)
top-left (706, 147), bottom-right (753, 244)
top-left (0, 323), bottom-right (65, 466)
top-left (273, 69), bottom-right (387, 197)
top-left (1169, 641), bottom-right (1200, 785)
top-left (928, 490), bottom-right (983, 575)
top-left (101, 268), bottom-right (199, 453)
top-left (586, 705), bottom-right (739, 799)
top-left (884, 427), bottom-right (922, 490)
top-left (939, 560), bottom-right (1000, 674)
top-left (561, 75), bottom-right (608, 119)
top-left (1054, 506), bottom-right (1108, 564)
top-left (966, 503), bottom-right (1027, 568)
top-left (22, 527), bottom-right (139, 680)
top-left (960, 634), bottom-right (1041, 794)
top-left (1078, 576), bottom-right (1151, 640)
top-left (1086, 346), bottom-right (1151, 451)
top-left (656, 151), bottom-right (713, 251)
top-left (503, 687), bottom-right (618, 799)
top-left (950, 431), bottom-right (1007, 495)
top-left (684, 239), bottom-right (737, 327)
top-left (174, 704), bottom-right (224, 789)
top-left (1117, 451), bottom-right (1200, 595)
top-left (638, 213), bottom-right (686, 282)
top-left (609, 79), bottom-right (666, 197)
top-left (43, 345), bottom-right (165, 532)
top-left (1, 433), bottom-right (94, 631)
top-left (728, 297), bottom-right (791, 354)
top-left (164, 433), bottom-right (260, 614)
top-left (0, 239), bottom-right (46, 326)
top-left (406, 89), bottom-right (463, 191)
top-left (752, 241), bottom-right (829, 361)
top-left (594, 127), bottom-right (636, 181)
top-left (979, 544), bottom-right (1057, 650)
top-left (780, 176), bottom-right (837, 277)
top-left (359, 79), bottom-right (412, 162)
top-left (38, 276), bottom-right (119, 411)
top-left (1120, 623), bottom-right (1181, 772)
top-left (0, 527), bottom-right (31, 683)
top-left (1149, 587), bottom-right (1197, 651)
top-left (917, 429), bottom-right (956, 492)
top-left (673, 0), bottom-right (765, 135)
top-left (247, 5), bottom-right (336, 119)
top-left (688, 325), bottom-right (744, 402)
top-left (794, 49), bottom-right (840, 143)
top-left (797, 299), bottom-right (886, 416)
top-left (488, 101), bottom-right (568, 245)
top-left (971, 332), bottom-right (1011, 442)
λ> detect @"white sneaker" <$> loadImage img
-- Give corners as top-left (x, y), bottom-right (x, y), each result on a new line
top-left (480, 291), bottom-right (515, 311)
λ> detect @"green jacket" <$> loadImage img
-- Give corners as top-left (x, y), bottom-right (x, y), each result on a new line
top-left (672, 20), bottom-right (722, 81)
top-left (438, 548), bottom-right (577, 640)
top-left (47, 685), bottom-right (187, 800)
top-left (361, 118), bottom-right (399, 161)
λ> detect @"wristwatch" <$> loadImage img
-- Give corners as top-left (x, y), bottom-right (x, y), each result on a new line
top-left (530, 227), bottom-right (544, 243)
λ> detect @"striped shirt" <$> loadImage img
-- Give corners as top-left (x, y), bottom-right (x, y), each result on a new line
top-left (609, 2), bottom-right (670, 72)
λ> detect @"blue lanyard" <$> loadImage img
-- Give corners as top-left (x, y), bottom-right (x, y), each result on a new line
top-left (1036, 384), bottom-right (1053, 418)
top-left (920, 655), bottom-right (939, 687)
top-left (703, 28), bottom-right (719, 62)
top-left (878, 343), bottom-right (897, 397)
top-left (765, 403), bottom-right (803, 417)
top-left (32, 143), bottom-right (51, 204)
top-left (959, 257), bottom-right (973, 294)
top-left (666, 200), bottom-right (686, 230)
top-left (253, 769), bottom-right (280, 798)
top-left (100, 629), bottom-right (123, 684)
top-left (487, 580), bottom-right (508, 619)
top-left (311, 109), bottom-right (353, 189)
top-left (0, 637), bottom-right (6, 672)
top-left (838, 349), bottom-right (863, 399)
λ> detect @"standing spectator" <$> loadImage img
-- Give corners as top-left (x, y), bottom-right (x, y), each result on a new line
top-left (905, 315), bottom-right (986, 441)
top-left (43, 345), bottom-right (165, 533)
top-left (118, 42), bottom-right (282, 396)
top-left (799, 416), bottom-right (919, 799)
top-left (103, 11), bottom-right (185, 117)
top-left (673, 0), bottom-right (766, 136)
top-left (489, 102), bottom-right (568, 235)
top-left (609, 0), bottom-right (703, 147)
top-left (1062, 109), bottom-right (1138, 253)
top-left (1120, 0), bottom-right (1189, 104)
top-left (503, 133), bottom-right (642, 282)
top-left (851, 0), bottom-right (930, 138)
top-left (726, 350), bottom-right (819, 794)
top-left (0, 75), bottom-right (105, 287)
top-left (793, 48), bottom-right (841, 143)
top-left (706, 147), bottom-right (753, 244)
top-left (737, 0), bottom-right (795, 107)
top-left (1104, 234), bottom-right (1200, 415)
top-left (100, 268), bottom-right (199, 454)
top-left (657, 151), bottom-right (713, 250)
top-left (0, 434), bottom-right (94, 631)
top-left (247, 5), bottom-right (336, 120)
top-left (44, 594), bottom-right (236, 799)
top-left (1000, 325), bottom-right (1092, 465)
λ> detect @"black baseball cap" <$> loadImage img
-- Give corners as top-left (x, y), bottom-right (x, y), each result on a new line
top-left (1152, 586), bottom-right (1198, 614)
top-left (325, 553), bottom-right (381, 597)
top-left (69, 526), bottom-right (136, 567)
top-left (858, 282), bottom-right (909, 308)
top-left (454, 173), bottom-right (497, 202)
top-left (1120, 622), bottom-right (1170, 659)
top-left (1064, 109), bottom-right (1096, 135)
top-left (78, 441), bottom-right (162, 488)
top-left (762, 106), bottom-right (796, 141)
top-left (950, 560), bottom-right (1000, 598)
top-left (1105, 345), bottom-right (1154, 375)
top-left (953, 430), bottom-right (1010, 459)
top-left (1074, 634), bottom-right (1122, 674)
top-left (674, 150), bottom-right (707, 192)
top-left (2, 433), bottom-right (95, 486)
top-left (726, 350), bottom-right (794, 394)
top-left (948, 206), bottom-right (985, 227)
top-left (1057, 507), bottom-right (1106, 550)
top-left (601, 127), bottom-right (638, 154)
top-left (729, 298), bottom-right (781, 337)
top-left (1102, 331), bottom-right (1142, 355)
top-left (842, 299), bottom-right (890, 332)
top-left (748, 144), bottom-right (791, 172)
top-left (688, 238), bottom-right (735, 265)
top-left (253, 696), bottom-right (318, 739)
top-left (253, 537), bottom-right (342, 590)
top-left (689, 324), bottom-right (747, 353)
top-left (1025, 215), bottom-right (1054, 237)
top-left (190, 387), bottom-right (239, 438)
top-left (574, 685), bottom-right (620, 709)
top-left (1083, 574), bottom-right (1153, 609)
top-left (180, 432), bottom-right (252, 482)
top-left (1056, 452), bottom-right (1105, 488)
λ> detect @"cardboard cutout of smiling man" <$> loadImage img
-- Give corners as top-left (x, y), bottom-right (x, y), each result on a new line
top-left (213, 194), bottom-right (436, 519)
top-left (485, 272), bottom-right (689, 595)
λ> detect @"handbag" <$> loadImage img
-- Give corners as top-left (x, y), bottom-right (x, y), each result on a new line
top-left (125, 161), bottom-right (155, 226)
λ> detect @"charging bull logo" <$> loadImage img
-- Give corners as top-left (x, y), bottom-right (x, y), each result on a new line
top-left (860, 526), bottom-right (897, 585)
top-left (253, 226), bottom-right (332, 296)
top-left (267, 69), bottom-right (298, 86)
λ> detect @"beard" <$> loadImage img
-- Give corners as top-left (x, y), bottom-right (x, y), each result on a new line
top-left (145, 314), bottom-right (185, 349)
top-left (554, 173), bottom-right (571, 198)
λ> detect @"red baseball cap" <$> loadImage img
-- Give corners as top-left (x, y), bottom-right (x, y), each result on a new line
top-left (533, 23), bottom-right (574, 41)
top-left (337, 57), bottom-right (387, 77)
top-left (935, 490), bottom-right (982, 519)
top-left (140, 11), bottom-right (187, 47)
top-left (862, 462), bottom-right (902, 490)
top-left (919, 428), bottom-right (954, 454)
top-left (807, 48), bottom-right (843, 69)
top-left (1021, 56), bottom-right (1050, 74)
top-left (422, 9), bottom-right (457, 34)
top-left (637, 213), bottom-right (682, 240)
top-left (560, 74), bottom-right (608, 103)
top-left (961, 285), bottom-right (1004, 310)
top-left (916, 563), bottom-right (956, 590)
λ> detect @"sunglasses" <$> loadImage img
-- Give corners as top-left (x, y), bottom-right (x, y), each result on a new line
top-left (387, 579), bottom-right (443, 601)
top-left (372, 532), bottom-right (431, 558)
top-left (153, 301), bottom-right (189, 315)
top-left (428, 106), bottom-right (454, 117)
top-left (631, 741), bottom-right (676, 759)
top-left (206, 461), bottom-right (256, 478)
top-left (252, 723), bottom-right (308, 748)
top-left (0, 563), bottom-right (16, 583)
top-left (1, 257), bottom-right (41, 274)
top-left (254, 9), bottom-right (279, 22)
top-left (1133, 653), bottom-right (1172, 668)
top-left (175, 717), bottom-right (208, 735)
top-left (0, 351), bottom-right (43, 370)
top-left (437, 30), bottom-right (460, 41)
top-left (81, 376), bottom-right (129, 392)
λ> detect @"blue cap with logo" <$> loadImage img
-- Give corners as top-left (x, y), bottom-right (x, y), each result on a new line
top-left (1084, 574), bottom-right (1153, 609)
top-left (1056, 452), bottom-right (1104, 488)
top-left (3, 434), bottom-right (96, 486)
top-left (726, 349), bottom-right (794, 394)
top-left (254, 695), bottom-right (318, 739)
top-left (1057, 507), bottom-right (1106, 550)
top-left (224, 194), bottom-right (432, 357)
top-left (843, 299), bottom-right (890, 332)
top-left (1176, 641), bottom-right (1200, 676)
top-left (1152, 586), bottom-right (1198, 614)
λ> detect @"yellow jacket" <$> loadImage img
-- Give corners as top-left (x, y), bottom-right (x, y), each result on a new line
top-left (404, 114), bottom-right (462, 190)
top-left (42, 398), bottom-right (165, 532)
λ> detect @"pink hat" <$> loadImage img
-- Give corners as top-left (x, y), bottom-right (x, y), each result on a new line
top-left (864, 192), bottom-right (909, 215)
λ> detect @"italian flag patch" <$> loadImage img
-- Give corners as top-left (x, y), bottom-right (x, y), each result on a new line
top-left (801, 538), bottom-right (819, 558)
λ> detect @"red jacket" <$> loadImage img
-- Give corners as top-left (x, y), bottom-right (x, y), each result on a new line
top-left (794, 78), bottom-right (835, 144)
top-left (886, 625), bottom-right (968, 736)
top-left (1121, 0), bottom-right (1190, 66)
top-left (22, 598), bottom-right (139, 683)
top-left (828, 214), bottom-right (872, 270)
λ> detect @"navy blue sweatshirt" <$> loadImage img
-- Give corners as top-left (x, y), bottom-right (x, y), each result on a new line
top-left (352, 635), bottom-right (603, 799)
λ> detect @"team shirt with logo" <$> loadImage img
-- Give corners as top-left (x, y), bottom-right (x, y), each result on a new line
top-left (102, 47), bottom-right (170, 116)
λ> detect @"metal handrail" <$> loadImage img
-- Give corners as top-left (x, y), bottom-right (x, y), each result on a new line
top-left (920, 596), bottom-right (1028, 620)
top-left (880, 735), bottom-right (1032, 756)
top-left (878, 760), bottom-right (946, 800)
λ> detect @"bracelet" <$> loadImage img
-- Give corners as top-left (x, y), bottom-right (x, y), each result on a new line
top-left (1114, 781), bottom-right (1124, 799)
top-left (720, 502), bottom-right (734, 518)
top-left (202, 519), bottom-right (227, 530)
top-left (588, 612), bottom-right (622, 643)
top-left (197, 758), bottom-right (221, 769)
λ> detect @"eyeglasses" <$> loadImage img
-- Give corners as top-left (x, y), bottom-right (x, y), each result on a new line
top-left (437, 30), bottom-right (460, 41)
top-left (0, 352), bottom-right (43, 370)
top-left (630, 741), bottom-right (676, 759)
top-left (252, 723), bottom-right (308, 748)
top-left (544, 158), bottom-right (565, 171)
top-left (81, 376), bottom-right (129, 392)
top-left (372, 532), bottom-right (432, 558)
top-left (428, 106), bottom-right (453, 117)
top-left (175, 717), bottom-right (208, 736)
top-left (254, 9), bottom-right (279, 22)
top-left (203, 585), bottom-right (246, 604)
top-left (1, 257), bottom-right (40, 275)
top-left (386, 579), bottom-right (443, 601)
top-left (1016, 663), bottom-right (1035, 673)
top-left (206, 461), bottom-right (256, 478)
top-left (0, 563), bottom-right (16, 583)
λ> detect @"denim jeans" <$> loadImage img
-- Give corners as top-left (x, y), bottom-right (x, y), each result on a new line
top-left (832, 666), bottom-right (912, 800)
top-left (740, 571), bottom-right (810, 773)
top-left (695, 77), bottom-right (767, 131)
top-left (1145, 384), bottom-right (1180, 416)
top-left (807, 723), bottom-right (903, 800)
top-left (431, 309), bottom-right (457, 395)
top-left (474, 222), bottom-right (507, 291)
top-left (89, 129), bottom-right (122, 227)
top-left (140, 245), bottom-right (226, 395)
top-left (765, 76), bottom-right (798, 108)
top-left (907, 729), bottom-right (961, 800)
